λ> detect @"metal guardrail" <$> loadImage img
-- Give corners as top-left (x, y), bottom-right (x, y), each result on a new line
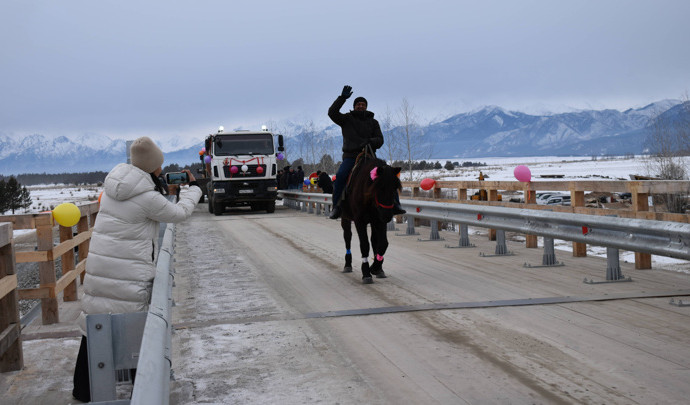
top-left (279, 191), bottom-right (690, 261)
top-left (131, 222), bottom-right (175, 405)
top-left (403, 199), bottom-right (690, 260)
top-left (86, 222), bottom-right (175, 404)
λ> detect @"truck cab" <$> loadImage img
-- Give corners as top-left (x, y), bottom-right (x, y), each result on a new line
top-left (204, 128), bottom-right (284, 215)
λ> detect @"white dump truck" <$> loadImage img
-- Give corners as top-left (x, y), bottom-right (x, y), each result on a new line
top-left (203, 127), bottom-right (284, 215)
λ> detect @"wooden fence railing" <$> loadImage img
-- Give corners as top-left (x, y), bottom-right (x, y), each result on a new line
top-left (1, 222), bottom-right (23, 372)
top-left (0, 201), bottom-right (99, 326)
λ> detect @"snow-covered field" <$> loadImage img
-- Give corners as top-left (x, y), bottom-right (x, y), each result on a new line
top-left (404, 155), bottom-right (651, 182)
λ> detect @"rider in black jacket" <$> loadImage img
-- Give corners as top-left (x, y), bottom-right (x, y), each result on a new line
top-left (328, 85), bottom-right (405, 219)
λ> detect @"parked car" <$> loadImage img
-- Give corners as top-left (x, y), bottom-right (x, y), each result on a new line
top-left (536, 193), bottom-right (567, 205)
top-left (545, 195), bottom-right (571, 206)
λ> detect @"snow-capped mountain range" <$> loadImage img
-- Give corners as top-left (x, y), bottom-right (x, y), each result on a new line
top-left (0, 100), bottom-right (684, 175)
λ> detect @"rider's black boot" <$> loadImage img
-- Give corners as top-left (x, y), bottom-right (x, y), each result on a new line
top-left (392, 202), bottom-right (406, 216)
top-left (329, 205), bottom-right (342, 220)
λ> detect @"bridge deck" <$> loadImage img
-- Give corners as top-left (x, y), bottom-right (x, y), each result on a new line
top-left (2, 203), bottom-right (690, 404)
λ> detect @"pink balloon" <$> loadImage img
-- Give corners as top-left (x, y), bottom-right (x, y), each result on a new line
top-left (514, 165), bottom-right (531, 182)
top-left (230, 166), bottom-right (239, 174)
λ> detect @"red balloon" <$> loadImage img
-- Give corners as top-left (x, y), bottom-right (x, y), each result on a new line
top-left (332, 175), bottom-right (336, 181)
top-left (420, 178), bottom-right (436, 191)
top-left (256, 166), bottom-right (264, 174)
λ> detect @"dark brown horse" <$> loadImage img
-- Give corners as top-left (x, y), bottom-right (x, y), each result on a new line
top-left (340, 153), bottom-right (402, 284)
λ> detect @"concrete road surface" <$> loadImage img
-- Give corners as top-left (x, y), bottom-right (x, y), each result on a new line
top-left (168, 203), bottom-right (690, 404)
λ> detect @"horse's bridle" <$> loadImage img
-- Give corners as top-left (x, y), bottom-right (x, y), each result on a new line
top-left (375, 194), bottom-right (394, 209)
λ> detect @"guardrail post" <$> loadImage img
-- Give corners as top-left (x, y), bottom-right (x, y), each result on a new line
top-left (87, 312), bottom-right (146, 402)
top-left (1, 223), bottom-right (23, 372)
top-left (606, 247), bottom-right (623, 280)
top-left (397, 216), bottom-right (419, 236)
top-left (542, 237), bottom-right (558, 266)
top-left (445, 223), bottom-right (475, 249)
top-left (495, 229), bottom-right (508, 255)
top-left (418, 220), bottom-right (444, 242)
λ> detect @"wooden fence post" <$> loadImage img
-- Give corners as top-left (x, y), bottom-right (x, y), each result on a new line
top-left (77, 214), bottom-right (92, 284)
top-left (632, 189), bottom-right (652, 269)
top-left (60, 225), bottom-right (77, 302)
top-left (488, 189), bottom-right (498, 241)
top-left (524, 184), bottom-right (538, 248)
top-left (0, 223), bottom-right (23, 372)
top-left (571, 188), bottom-right (587, 257)
top-left (36, 215), bottom-right (59, 324)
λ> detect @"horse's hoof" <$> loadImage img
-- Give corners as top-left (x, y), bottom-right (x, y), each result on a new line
top-left (342, 266), bottom-right (353, 273)
top-left (362, 277), bottom-right (373, 284)
top-left (374, 270), bottom-right (387, 278)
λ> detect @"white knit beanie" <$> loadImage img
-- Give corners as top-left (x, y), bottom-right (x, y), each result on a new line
top-left (130, 136), bottom-right (164, 173)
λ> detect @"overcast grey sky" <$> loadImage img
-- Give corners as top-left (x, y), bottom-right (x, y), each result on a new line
top-left (1, 0), bottom-right (689, 144)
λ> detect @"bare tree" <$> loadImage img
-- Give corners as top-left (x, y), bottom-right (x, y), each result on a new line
top-left (397, 98), bottom-right (432, 181)
top-left (644, 97), bottom-right (690, 212)
top-left (379, 106), bottom-right (403, 165)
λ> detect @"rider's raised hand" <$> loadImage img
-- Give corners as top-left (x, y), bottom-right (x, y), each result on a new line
top-left (341, 85), bottom-right (353, 99)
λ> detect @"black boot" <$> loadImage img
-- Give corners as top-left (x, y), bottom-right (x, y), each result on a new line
top-left (392, 202), bottom-right (406, 216)
top-left (329, 205), bottom-right (342, 220)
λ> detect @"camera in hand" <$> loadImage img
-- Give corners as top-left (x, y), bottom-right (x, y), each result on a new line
top-left (165, 171), bottom-right (189, 185)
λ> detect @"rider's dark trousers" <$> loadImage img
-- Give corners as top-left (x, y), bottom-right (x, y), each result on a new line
top-left (332, 157), bottom-right (356, 206)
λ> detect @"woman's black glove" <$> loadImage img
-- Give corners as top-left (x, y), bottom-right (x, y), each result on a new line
top-left (341, 85), bottom-right (353, 99)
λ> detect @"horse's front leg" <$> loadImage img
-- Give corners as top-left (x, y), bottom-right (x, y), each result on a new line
top-left (341, 218), bottom-right (353, 273)
top-left (354, 221), bottom-right (373, 284)
top-left (369, 221), bottom-right (388, 278)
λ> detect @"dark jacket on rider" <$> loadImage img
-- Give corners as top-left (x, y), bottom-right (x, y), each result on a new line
top-left (328, 95), bottom-right (384, 159)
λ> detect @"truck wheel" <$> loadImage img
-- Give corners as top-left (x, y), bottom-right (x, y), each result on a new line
top-left (266, 201), bottom-right (276, 213)
top-left (199, 194), bottom-right (205, 204)
top-left (207, 196), bottom-right (213, 213)
top-left (213, 201), bottom-right (224, 216)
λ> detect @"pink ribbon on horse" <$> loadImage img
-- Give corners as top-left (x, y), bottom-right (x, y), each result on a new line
top-left (370, 167), bottom-right (378, 181)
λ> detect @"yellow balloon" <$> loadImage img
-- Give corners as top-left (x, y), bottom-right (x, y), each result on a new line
top-left (53, 203), bottom-right (81, 227)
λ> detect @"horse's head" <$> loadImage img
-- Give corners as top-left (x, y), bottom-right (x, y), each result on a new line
top-left (369, 163), bottom-right (402, 223)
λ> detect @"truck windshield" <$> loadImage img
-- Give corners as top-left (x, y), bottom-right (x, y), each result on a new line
top-left (214, 134), bottom-right (274, 156)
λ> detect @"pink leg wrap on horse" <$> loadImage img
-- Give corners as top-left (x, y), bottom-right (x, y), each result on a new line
top-left (376, 254), bottom-right (384, 262)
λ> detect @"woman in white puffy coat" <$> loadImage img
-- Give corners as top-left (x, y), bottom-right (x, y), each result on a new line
top-left (73, 136), bottom-right (201, 402)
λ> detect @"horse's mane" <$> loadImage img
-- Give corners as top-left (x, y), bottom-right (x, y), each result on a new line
top-left (343, 154), bottom-right (401, 221)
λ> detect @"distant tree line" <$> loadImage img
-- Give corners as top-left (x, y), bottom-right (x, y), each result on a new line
top-left (389, 160), bottom-right (486, 171)
top-left (0, 176), bottom-right (32, 214)
top-left (0, 171), bottom-right (109, 186)
top-left (0, 162), bottom-right (207, 187)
